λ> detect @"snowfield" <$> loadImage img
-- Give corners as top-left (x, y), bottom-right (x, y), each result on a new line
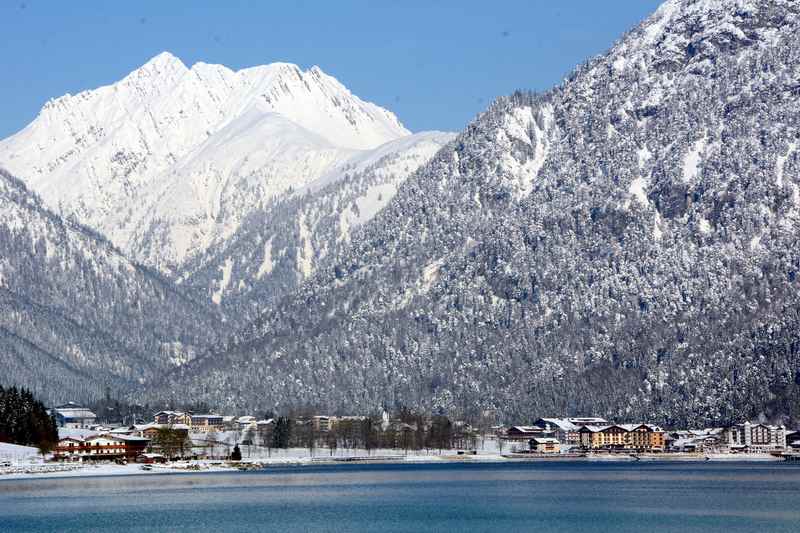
top-left (0, 52), bottom-right (413, 272)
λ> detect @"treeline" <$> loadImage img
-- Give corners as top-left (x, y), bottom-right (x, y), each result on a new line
top-left (249, 414), bottom-right (479, 454)
top-left (0, 385), bottom-right (58, 453)
top-left (149, 426), bottom-right (193, 459)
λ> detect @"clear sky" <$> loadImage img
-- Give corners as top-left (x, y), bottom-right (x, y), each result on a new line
top-left (0, 1), bottom-right (664, 137)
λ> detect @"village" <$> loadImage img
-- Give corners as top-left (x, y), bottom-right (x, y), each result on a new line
top-left (2, 401), bottom-right (800, 479)
top-left (17, 404), bottom-right (796, 465)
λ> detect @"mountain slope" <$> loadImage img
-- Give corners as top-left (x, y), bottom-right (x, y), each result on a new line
top-left (0, 53), bottom-right (410, 272)
top-left (178, 131), bottom-right (455, 324)
top-left (0, 168), bottom-right (221, 404)
top-left (159, 0), bottom-right (800, 426)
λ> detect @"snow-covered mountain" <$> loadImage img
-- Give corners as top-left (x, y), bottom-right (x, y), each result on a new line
top-left (178, 130), bottom-right (454, 324)
top-left (0, 168), bottom-right (220, 404)
top-left (157, 0), bottom-right (800, 426)
top-left (0, 53), bottom-right (412, 273)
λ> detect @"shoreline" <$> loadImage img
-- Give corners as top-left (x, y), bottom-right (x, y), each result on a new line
top-left (1, 452), bottom-right (794, 482)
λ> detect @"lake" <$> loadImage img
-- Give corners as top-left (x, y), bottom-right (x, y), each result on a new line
top-left (2, 461), bottom-right (800, 532)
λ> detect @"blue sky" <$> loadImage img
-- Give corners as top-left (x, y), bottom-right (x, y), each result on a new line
top-left (0, 1), bottom-right (663, 137)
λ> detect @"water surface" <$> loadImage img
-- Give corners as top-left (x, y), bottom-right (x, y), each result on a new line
top-left (2, 461), bottom-right (800, 532)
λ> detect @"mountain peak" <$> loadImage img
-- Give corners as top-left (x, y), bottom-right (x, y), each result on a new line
top-left (0, 52), bottom-right (413, 270)
top-left (141, 51), bottom-right (187, 72)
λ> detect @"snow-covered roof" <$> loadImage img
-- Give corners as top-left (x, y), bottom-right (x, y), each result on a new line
top-left (567, 417), bottom-right (608, 424)
top-left (537, 418), bottom-right (580, 431)
top-left (673, 434), bottom-right (718, 448)
top-left (579, 423), bottom-right (663, 433)
top-left (114, 435), bottom-right (150, 442)
top-left (55, 402), bottom-right (86, 409)
top-left (578, 425), bottom-right (612, 433)
top-left (141, 423), bottom-right (189, 430)
top-left (508, 426), bottom-right (545, 434)
top-left (54, 408), bottom-right (96, 419)
top-left (58, 427), bottom-right (97, 440)
top-left (531, 437), bottom-right (560, 444)
top-left (57, 436), bottom-right (86, 443)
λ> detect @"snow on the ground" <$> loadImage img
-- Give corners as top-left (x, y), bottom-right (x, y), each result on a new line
top-left (627, 177), bottom-right (649, 208)
top-left (682, 136), bottom-right (707, 182)
top-left (0, 442), bottom-right (41, 463)
top-left (0, 461), bottom-right (234, 481)
top-left (211, 256), bottom-right (233, 304)
top-left (256, 237), bottom-right (274, 279)
top-left (776, 142), bottom-right (796, 186)
top-left (2, 438), bottom-right (787, 481)
top-left (0, 438), bottom-right (516, 481)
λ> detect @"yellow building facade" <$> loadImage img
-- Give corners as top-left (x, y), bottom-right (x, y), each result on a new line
top-left (579, 424), bottom-right (665, 451)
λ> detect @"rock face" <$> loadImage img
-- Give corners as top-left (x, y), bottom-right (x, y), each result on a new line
top-left (0, 168), bottom-right (220, 404)
top-left (0, 53), bottom-right (411, 273)
top-left (159, 0), bottom-right (800, 426)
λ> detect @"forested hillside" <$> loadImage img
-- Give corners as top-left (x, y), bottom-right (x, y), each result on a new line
top-left (0, 169), bottom-right (221, 404)
top-left (179, 132), bottom-right (454, 326)
top-left (160, 0), bottom-right (800, 427)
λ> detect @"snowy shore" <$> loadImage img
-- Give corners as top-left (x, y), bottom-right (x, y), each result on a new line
top-left (1, 447), bottom-right (791, 481)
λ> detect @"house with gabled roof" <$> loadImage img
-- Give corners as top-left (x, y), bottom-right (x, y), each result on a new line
top-left (53, 433), bottom-right (150, 461)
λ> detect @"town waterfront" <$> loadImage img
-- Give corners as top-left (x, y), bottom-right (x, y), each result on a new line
top-left (2, 462), bottom-right (800, 532)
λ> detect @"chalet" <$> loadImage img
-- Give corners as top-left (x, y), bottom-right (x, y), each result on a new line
top-left (534, 419), bottom-right (578, 444)
top-left (529, 437), bottom-right (560, 454)
top-left (53, 433), bottom-right (150, 461)
top-left (52, 403), bottom-right (97, 428)
top-left (54, 437), bottom-right (85, 460)
top-left (668, 428), bottom-right (724, 453)
top-left (237, 416), bottom-right (257, 430)
top-left (531, 418), bottom-right (609, 446)
top-left (136, 453), bottom-right (167, 464)
top-left (504, 426), bottom-right (554, 442)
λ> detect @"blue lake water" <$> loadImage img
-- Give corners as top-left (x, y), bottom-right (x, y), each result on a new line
top-left (2, 461), bottom-right (800, 532)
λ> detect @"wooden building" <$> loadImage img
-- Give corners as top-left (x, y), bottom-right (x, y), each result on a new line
top-left (54, 433), bottom-right (150, 461)
top-left (529, 437), bottom-right (560, 454)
